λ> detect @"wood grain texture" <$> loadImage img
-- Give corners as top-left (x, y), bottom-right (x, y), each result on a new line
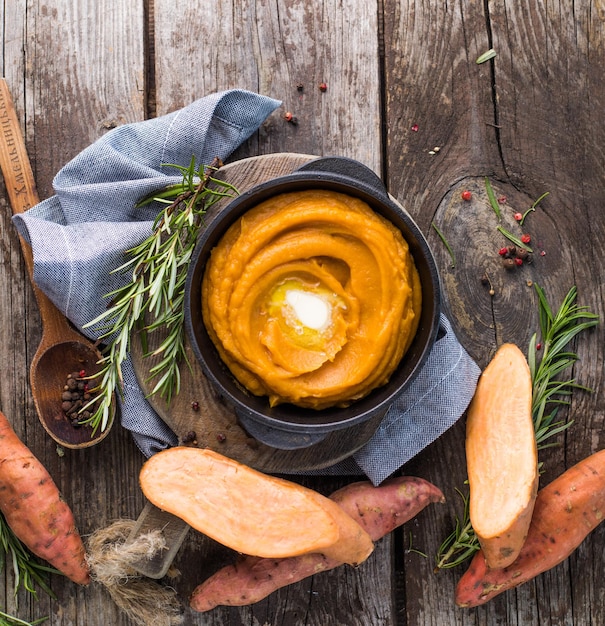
top-left (1, 0), bottom-right (604, 623)
top-left (0, 1), bottom-right (147, 624)
top-left (153, 0), bottom-right (383, 173)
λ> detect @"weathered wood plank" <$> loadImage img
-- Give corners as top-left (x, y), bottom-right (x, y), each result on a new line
top-left (153, 0), bottom-right (383, 174)
top-left (385, 1), bottom-right (605, 625)
top-left (0, 1), bottom-right (147, 625)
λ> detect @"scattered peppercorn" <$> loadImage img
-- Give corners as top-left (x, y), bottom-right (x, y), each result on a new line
top-left (502, 257), bottom-right (516, 270)
top-left (296, 83), bottom-right (304, 92)
top-left (61, 371), bottom-right (98, 427)
top-left (521, 233), bottom-right (531, 244)
top-left (318, 82), bottom-right (328, 92)
top-left (181, 431), bottom-right (197, 445)
top-left (498, 196), bottom-right (507, 204)
top-left (283, 111), bottom-right (298, 125)
top-left (411, 123), bottom-right (419, 132)
top-left (216, 433), bottom-right (227, 443)
top-left (191, 400), bottom-right (200, 411)
top-left (497, 241), bottom-right (534, 271)
top-left (514, 212), bottom-right (523, 221)
top-left (461, 190), bottom-right (472, 201)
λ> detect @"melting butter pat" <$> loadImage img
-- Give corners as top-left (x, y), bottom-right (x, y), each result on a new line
top-left (285, 289), bottom-right (330, 331)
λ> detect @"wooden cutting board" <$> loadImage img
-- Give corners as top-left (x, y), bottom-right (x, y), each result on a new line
top-left (130, 153), bottom-right (386, 473)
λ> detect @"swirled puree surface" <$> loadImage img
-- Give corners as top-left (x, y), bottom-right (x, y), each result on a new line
top-left (201, 189), bottom-right (422, 410)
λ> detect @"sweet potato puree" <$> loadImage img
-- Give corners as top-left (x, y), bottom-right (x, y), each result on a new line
top-left (201, 189), bottom-right (422, 409)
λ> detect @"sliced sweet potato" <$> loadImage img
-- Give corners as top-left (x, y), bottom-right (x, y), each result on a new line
top-left (465, 343), bottom-right (538, 569)
top-left (456, 449), bottom-right (605, 607)
top-left (139, 447), bottom-right (374, 566)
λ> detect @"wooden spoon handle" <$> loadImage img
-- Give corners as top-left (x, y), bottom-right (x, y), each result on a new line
top-left (0, 79), bottom-right (74, 338)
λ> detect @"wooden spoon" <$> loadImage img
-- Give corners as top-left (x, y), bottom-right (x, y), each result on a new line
top-left (0, 79), bottom-right (114, 448)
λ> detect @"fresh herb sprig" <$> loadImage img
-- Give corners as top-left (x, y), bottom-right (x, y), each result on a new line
top-left (434, 487), bottom-right (478, 570)
top-left (82, 157), bottom-right (238, 433)
top-left (0, 612), bottom-right (48, 626)
top-left (435, 284), bottom-right (599, 570)
top-left (0, 512), bottom-right (57, 604)
top-left (530, 284), bottom-right (599, 449)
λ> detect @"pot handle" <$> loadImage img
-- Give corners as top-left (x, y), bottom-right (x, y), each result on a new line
top-left (296, 156), bottom-right (389, 199)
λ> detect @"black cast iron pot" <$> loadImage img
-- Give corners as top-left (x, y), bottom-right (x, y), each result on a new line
top-left (184, 156), bottom-right (441, 450)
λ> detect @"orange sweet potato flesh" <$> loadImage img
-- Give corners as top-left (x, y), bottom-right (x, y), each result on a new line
top-left (139, 447), bottom-right (374, 566)
top-left (465, 343), bottom-right (538, 568)
top-left (456, 448), bottom-right (605, 607)
top-left (0, 410), bottom-right (90, 585)
top-left (190, 476), bottom-right (445, 611)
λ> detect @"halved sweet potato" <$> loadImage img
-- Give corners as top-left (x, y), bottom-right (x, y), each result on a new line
top-left (465, 343), bottom-right (538, 569)
top-left (139, 447), bottom-right (374, 566)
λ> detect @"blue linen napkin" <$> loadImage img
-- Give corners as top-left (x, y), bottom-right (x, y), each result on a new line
top-left (12, 89), bottom-right (480, 485)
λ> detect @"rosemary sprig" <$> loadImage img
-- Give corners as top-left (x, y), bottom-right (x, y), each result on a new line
top-left (0, 612), bottom-right (48, 626)
top-left (0, 512), bottom-right (58, 603)
top-left (434, 488), bottom-right (478, 570)
top-left (519, 191), bottom-right (549, 226)
top-left (529, 284), bottom-right (599, 449)
top-left (82, 157), bottom-right (238, 433)
top-left (434, 284), bottom-right (599, 570)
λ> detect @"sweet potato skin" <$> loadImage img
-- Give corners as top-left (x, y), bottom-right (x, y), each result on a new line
top-left (140, 447), bottom-right (374, 565)
top-left (466, 342), bottom-right (538, 569)
top-left (0, 410), bottom-right (90, 585)
top-left (190, 476), bottom-right (444, 612)
top-left (456, 449), bottom-right (605, 607)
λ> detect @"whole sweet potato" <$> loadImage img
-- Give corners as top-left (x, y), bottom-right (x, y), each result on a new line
top-left (190, 475), bottom-right (444, 611)
top-left (0, 410), bottom-right (90, 585)
top-left (456, 448), bottom-right (605, 607)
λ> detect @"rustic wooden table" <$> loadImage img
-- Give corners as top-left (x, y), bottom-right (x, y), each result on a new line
top-left (1, 1), bottom-right (604, 625)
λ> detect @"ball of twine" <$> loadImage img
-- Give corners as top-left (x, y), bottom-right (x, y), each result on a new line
top-left (85, 519), bottom-right (183, 626)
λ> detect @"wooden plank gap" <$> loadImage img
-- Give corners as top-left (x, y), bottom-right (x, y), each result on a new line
top-left (144, 0), bottom-right (157, 119)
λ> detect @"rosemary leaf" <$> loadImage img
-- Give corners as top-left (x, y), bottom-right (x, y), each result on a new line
top-left (431, 222), bottom-right (456, 267)
top-left (476, 48), bottom-right (497, 64)
top-left (496, 225), bottom-right (533, 252)
top-left (484, 177), bottom-right (501, 221)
